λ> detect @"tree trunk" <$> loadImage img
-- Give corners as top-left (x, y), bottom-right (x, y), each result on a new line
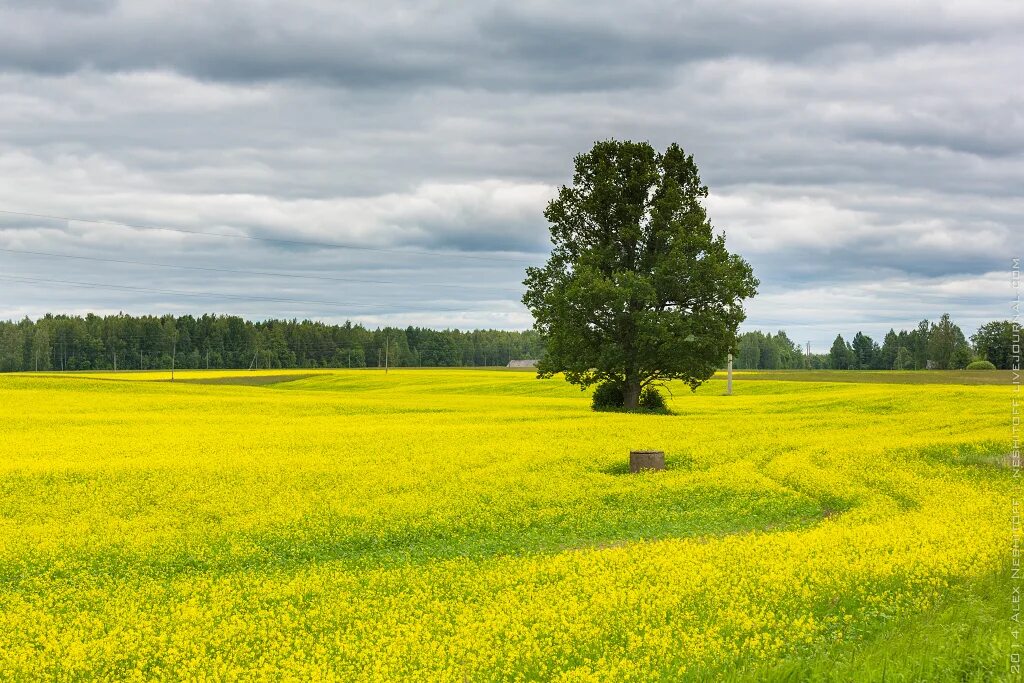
top-left (623, 379), bottom-right (641, 410)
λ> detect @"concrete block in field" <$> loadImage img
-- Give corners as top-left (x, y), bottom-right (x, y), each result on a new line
top-left (629, 450), bottom-right (665, 473)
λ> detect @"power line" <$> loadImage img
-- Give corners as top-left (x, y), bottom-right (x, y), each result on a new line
top-left (0, 208), bottom-right (540, 264)
top-left (0, 247), bottom-right (524, 294)
top-left (0, 274), bottom-right (508, 314)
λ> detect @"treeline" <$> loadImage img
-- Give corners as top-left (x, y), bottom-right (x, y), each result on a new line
top-left (734, 315), bottom-right (1016, 370)
top-left (1, 311), bottom-right (1015, 373)
top-left (0, 313), bottom-right (545, 372)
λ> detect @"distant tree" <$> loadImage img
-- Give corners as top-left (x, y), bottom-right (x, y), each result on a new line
top-left (850, 332), bottom-right (877, 370)
top-left (893, 346), bottom-right (913, 370)
top-left (774, 330), bottom-right (802, 368)
top-left (30, 325), bottom-right (50, 371)
top-left (880, 329), bottom-right (899, 370)
top-left (971, 320), bottom-right (1017, 369)
top-left (807, 352), bottom-right (830, 369)
top-left (952, 343), bottom-right (972, 370)
top-left (760, 337), bottom-right (782, 369)
top-left (259, 324), bottom-right (293, 368)
top-left (417, 333), bottom-right (462, 366)
top-left (928, 314), bottom-right (969, 370)
top-left (910, 319), bottom-right (930, 370)
top-left (160, 316), bottom-right (178, 369)
top-left (830, 334), bottom-right (853, 370)
top-left (0, 322), bottom-right (25, 372)
top-left (523, 140), bottom-right (758, 409)
top-left (736, 332), bottom-right (762, 369)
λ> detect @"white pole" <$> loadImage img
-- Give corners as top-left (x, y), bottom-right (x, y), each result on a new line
top-left (727, 353), bottom-right (733, 395)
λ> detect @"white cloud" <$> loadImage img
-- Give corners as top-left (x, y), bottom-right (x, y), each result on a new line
top-left (0, 0), bottom-right (1018, 332)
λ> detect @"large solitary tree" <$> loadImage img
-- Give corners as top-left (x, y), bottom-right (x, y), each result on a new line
top-left (523, 140), bottom-right (758, 409)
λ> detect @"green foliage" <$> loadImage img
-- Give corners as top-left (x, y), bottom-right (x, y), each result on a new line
top-left (639, 386), bottom-right (667, 411)
top-left (913, 319), bottom-right (930, 370)
top-left (593, 378), bottom-right (663, 411)
top-left (0, 314), bottom-right (546, 371)
top-left (734, 330), bottom-right (803, 369)
top-left (850, 331), bottom-right (879, 369)
top-left (970, 320), bottom-right (1017, 369)
top-left (524, 140), bottom-right (758, 409)
top-left (591, 381), bottom-right (625, 411)
top-left (965, 360), bottom-right (996, 370)
top-left (5, 309), bottom-right (1004, 377)
top-left (591, 382), bottom-right (667, 413)
top-left (892, 346), bottom-right (914, 370)
top-left (818, 314), bottom-right (973, 371)
top-left (829, 335), bottom-right (854, 370)
top-left (928, 313), bottom-right (970, 369)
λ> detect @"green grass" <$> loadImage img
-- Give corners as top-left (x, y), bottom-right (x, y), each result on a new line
top-left (736, 567), bottom-right (1016, 682)
top-left (720, 369), bottom-right (1015, 385)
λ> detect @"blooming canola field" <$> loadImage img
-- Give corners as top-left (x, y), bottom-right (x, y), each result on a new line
top-left (0, 369), bottom-right (1011, 680)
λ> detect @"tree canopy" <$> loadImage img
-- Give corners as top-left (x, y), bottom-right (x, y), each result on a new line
top-left (523, 140), bottom-right (758, 409)
top-left (970, 320), bottom-right (1017, 370)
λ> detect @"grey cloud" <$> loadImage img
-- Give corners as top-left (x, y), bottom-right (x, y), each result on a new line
top-left (0, 0), bottom-right (1019, 334)
top-left (1, 1), bottom-right (1020, 90)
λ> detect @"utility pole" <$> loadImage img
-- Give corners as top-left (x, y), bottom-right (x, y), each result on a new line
top-left (384, 334), bottom-right (389, 374)
top-left (726, 353), bottom-right (733, 395)
top-left (171, 339), bottom-right (176, 382)
top-left (113, 350), bottom-right (117, 372)
top-left (347, 348), bottom-right (351, 368)
top-left (206, 349), bottom-right (210, 369)
top-left (806, 341), bottom-right (811, 369)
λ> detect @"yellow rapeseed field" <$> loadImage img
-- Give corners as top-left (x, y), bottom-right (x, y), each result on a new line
top-left (0, 369), bottom-right (1011, 680)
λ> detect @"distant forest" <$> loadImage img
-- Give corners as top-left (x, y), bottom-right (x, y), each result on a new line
top-left (0, 312), bottom-right (1015, 372)
top-left (0, 313), bottom-right (545, 372)
top-left (734, 315), bottom-right (1017, 371)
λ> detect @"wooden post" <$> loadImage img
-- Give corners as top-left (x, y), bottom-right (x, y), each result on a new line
top-left (727, 353), bottom-right (733, 395)
top-left (630, 450), bottom-right (665, 473)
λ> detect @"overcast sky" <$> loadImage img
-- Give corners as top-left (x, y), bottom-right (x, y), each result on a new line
top-left (0, 0), bottom-right (1020, 348)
